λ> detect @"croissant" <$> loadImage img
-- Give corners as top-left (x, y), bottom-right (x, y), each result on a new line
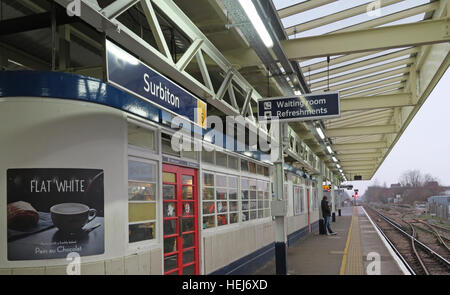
top-left (7, 201), bottom-right (39, 230)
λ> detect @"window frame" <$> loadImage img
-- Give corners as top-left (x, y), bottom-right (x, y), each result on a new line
top-left (200, 162), bottom-right (272, 233)
top-left (293, 184), bottom-right (305, 216)
top-left (127, 118), bottom-right (158, 154)
top-left (126, 118), bottom-right (162, 253)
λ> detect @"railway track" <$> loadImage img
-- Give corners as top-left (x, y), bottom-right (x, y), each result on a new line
top-left (364, 205), bottom-right (450, 275)
top-left (377, 205), bottom-right (450, 249)
top-left (412, 221), bottom-right (450, 252)
top-left (425, 222), bottom-right (450, 241)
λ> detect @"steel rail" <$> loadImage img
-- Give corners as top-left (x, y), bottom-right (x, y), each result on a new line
top-left (408, 222), bottom-right (430, 275)
top-left (368, 206), bottom-right (450, 270)
top-left (427, 222), bottom-right (450, 233)
top-left (410, 221), bottom-right (450, 243)
top-left (417, 220), bottom-right (450, 252)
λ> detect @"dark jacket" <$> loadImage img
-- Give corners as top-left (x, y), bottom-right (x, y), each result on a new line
top-left (321, 199), bottom-right (331, 217)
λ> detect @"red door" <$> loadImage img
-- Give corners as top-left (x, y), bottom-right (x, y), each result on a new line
top-left (307, 189), bottom-right (311, 232)
top-left (162, 164), bottom-right (199, 275)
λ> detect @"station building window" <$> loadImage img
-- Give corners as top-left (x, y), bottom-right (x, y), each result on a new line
top-left (241, 159), bottom-right (248, 172)
top-left (258, 180), bottom-right (271, 218)
top-left (161, 132), bottom-right (198, 160)
top-left (202, 150), bottom-right (214, 164)
top-left (202, 173), bottom-right (215, 228)
top-left (162, 133), bottom-right (179, 156)
top-left (292, 175), bottom-right (305, 216)
top-left (127, 121), bottom-right (159, 244)
top-left (202, 172), bottom-right (239, 228)
top-left (312, 182), bottom-right (319, 210)
top-left (216, 152), bottom-right (228, 168)
top-left (241, 177), bottom-right (270, 221)
top-left (249, 162), bottom-right (256, 174)
top-left (228, 155), bottom-right (239, 170)
top-left (127, 122), bottom-right (155, 151)
top-left (128, 159), bottom-right (158, 243)
top-left (183, 149), bottom-right (198, 160)
top-left (202, 150), bottom-right (240, 171)
top-left (257, 165), bottom-right (264, 176)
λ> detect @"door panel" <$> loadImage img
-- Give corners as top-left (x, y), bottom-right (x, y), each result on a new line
top-left (162, 164), bottom-right (198, 275)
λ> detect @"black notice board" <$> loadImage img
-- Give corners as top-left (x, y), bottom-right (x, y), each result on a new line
top-left (7, 168), bottom-right (105, 260)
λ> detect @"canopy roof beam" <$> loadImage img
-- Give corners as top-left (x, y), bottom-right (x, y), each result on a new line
top-left (306, 47), bottom-right (418, 81)
top-left (278, 0), bottom-right (337, 19)
top-left (342, 83), bottom-right (405, 98)
top-left (285, 0), bottom-right (404, 36)
top-left (282, 18), bottom-right (450, 60)
top-left (310, 58), bottom-right (414, 89)
top-left (338, 153), bottom-right (382, 161)
top-left (334, 141), bottom-right (388, 151)
top-left (313, 67), bottom-right (410, 92)
top-left (339, 76), bottom-right (407, 97)
top-left (331, 1), bottom-right (441, 34)
top-left (328, 113), bottom-right (393, 128)
top-left (328, 109), bottom-right (389, 123)
top-left (302, 51), bottom-right (381, 72)
top-left (342, 165), bottom-right (376, 171)
top-left (327, 124), bottom-right (397, 137)
top-left (340, 93), bottom-right (413, 112)
top-left (100, 0), bottom-right (140, 20)
top-left (341, 160), bottom-right (379, 166)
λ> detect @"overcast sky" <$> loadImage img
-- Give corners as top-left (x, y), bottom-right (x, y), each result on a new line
top-left (347, 67), bottom-right (450, 195)
top-left (271, 0), bottom-right (450, 195)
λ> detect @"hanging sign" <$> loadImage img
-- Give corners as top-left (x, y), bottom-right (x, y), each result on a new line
top-left (106, 40), bottom-right (207, 128)
top-left (258, 92), bottom-right (340, 122)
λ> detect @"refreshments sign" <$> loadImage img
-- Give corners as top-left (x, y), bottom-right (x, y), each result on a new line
top-left (258, 92), bottom-right (340, 122)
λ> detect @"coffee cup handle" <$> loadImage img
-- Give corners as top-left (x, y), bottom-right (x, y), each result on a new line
top-left (88, 209), bottom-right (97, 222)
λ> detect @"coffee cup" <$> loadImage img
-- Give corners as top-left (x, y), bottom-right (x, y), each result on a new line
top-left (50, 203), bottom-right (96, 233)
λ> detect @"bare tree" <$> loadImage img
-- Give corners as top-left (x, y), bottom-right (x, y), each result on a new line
top-left (399, 170), bottom-right (423, 187)
top-left (423, 173), bottom-right (438, 184)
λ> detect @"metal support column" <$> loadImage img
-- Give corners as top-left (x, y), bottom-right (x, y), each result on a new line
top-left (331, 180), bottom-right (336, 222)
top-left (338, 189), bottom-right (342, 216)
top-left (317, 174), bottom-right (326, 234)
top-left (58, 25), bottom-right (70, 70)
top-left (0, 46), bottom-right (7, 69)
top-left (51, 2), bottom-right (56, 71)
top-left (272, 122), bottom-right (287, 275)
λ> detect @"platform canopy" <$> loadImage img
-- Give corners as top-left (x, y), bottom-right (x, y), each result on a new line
top-left (188, 0), bottom-right (450, 180)
top-left (275, 0), bottom-right (450, 180)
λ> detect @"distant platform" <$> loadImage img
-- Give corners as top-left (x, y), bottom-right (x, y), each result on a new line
top-left (253, 206), bottom-right (408, 275)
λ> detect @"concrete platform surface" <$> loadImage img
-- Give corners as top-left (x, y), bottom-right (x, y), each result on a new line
top-left (253, 206), bottom-right (406, 275)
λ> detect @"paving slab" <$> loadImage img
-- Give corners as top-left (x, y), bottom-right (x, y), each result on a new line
top-left (253, 206), bottom-right (405, 275)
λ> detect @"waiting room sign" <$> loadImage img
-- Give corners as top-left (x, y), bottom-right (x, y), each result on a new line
top-left (258, 92), bottom-right (340, 122)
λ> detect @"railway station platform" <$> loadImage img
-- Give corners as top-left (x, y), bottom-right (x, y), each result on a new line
top-left (253, 206), bottom-right (408, 275)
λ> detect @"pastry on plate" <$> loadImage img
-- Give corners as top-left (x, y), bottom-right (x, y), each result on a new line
top-left (7, 201), bottom-right (40, 230)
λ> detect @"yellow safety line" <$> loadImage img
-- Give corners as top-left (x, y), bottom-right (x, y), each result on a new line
top-left (339, 209), bottom-right (354, 275)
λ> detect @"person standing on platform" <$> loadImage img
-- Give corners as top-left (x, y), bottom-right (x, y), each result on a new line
top-left (321, 196), bottom-right (336, 235)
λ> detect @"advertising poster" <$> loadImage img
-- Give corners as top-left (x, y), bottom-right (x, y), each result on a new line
top-left (7, 169), bottom-right (104, 260)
